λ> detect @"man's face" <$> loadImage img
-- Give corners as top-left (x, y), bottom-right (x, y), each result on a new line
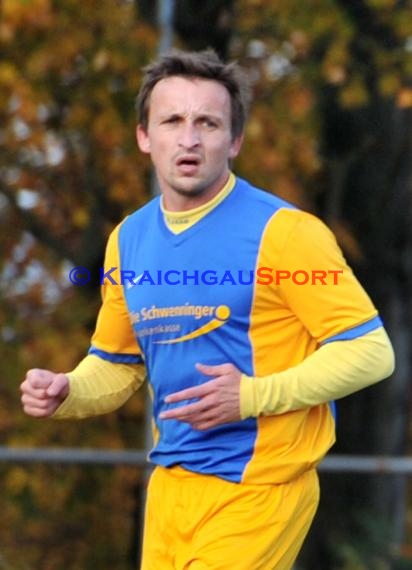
top-left (136, 76), bottom-right (242, 210)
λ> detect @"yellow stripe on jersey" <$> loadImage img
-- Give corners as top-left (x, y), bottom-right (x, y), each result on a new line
top-left (241, 208), bottom-right (384, 484)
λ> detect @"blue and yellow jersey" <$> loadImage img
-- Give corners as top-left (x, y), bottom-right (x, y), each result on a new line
top-left (89, 176), bottom-right (381, 484)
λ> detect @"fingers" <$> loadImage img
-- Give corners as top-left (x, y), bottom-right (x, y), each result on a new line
top-left (25, 368), bottom-right (55, 390)
top-left (159, 397), bottom-right (220, 430)
top-left (160, 398), bottom-right (208, 421)
top-left (164, 381), bottom-right (212, 404)
top-left (47, 373), bottom-right (70, 398)
top-left (161, 362), bottom-right (242, 429)
top-left (20, 394), bottom-right (52, 418)
top-left (20, 369), bottom-right (69, 418)
top-left (165, 363), bottom-right (236, 404)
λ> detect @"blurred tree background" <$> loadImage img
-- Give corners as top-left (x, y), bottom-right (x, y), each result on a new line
top-left (0, 0), bottom-right (411, 568)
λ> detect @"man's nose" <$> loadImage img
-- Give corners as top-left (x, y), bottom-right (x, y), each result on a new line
top-left (178, 122), bottom-right (200, 148)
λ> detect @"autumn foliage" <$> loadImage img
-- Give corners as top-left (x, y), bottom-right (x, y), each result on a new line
top-left (1, 0), bottom-right (412, 568)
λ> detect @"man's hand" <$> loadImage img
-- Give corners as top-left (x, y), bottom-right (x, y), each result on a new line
top-left (20, 369), bottom-right (70, 418)
top-left (159, 363), bottom-right (242, 430)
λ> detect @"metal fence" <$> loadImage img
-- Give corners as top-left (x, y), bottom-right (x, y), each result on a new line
top-left (1, 446), bottom-right (412, 473)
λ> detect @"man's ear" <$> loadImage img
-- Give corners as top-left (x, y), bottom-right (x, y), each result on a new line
top-left (229, 134), bottom-right (244, 160)
top-left (136, 124), bottom-right (151, 154)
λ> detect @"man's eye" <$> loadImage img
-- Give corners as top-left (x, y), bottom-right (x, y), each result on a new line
top-left (202, 118), bottom-right (217, 128)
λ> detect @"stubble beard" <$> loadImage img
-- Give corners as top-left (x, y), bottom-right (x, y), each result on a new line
top-left (171, 183), bottom-right (208, 198)
top-left (168, 174), bottom-right (211, 198)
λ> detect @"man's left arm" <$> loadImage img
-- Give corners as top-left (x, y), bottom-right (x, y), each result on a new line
top-left (159, 327), bottom-right (394, 429)
top-left (240, 326), bottom-right (394, 418)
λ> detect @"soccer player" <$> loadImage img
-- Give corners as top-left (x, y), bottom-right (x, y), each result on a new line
top-left (21, 49), bottom-right (395, 569)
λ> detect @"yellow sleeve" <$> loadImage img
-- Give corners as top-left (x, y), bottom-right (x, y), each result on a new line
top-left (90, 222), bottom-right (142, 361)
top-left (275, 210), bottom-right (379, 342)
top-left (53, 355), bottom-right (146, 419)
top-left (240, 327), bottom-right (395, 418)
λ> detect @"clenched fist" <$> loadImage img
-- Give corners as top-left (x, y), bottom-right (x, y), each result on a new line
top-left (20, 369), bottom-right (70, 418)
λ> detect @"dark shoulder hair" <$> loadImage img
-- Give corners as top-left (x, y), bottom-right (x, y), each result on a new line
top-left (136, 48), bottom-right (251, 140)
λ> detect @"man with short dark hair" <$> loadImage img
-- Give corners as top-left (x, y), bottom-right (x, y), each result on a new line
top-left (21, 49), bottom-right (394, 569)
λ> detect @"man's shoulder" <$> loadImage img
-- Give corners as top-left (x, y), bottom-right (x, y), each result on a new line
top-left (234, 177), bottom-right (298, 214)
top-left (230, 178), bottom-right (301, 232)
top-left (233, 177), bottom-right (334, 246)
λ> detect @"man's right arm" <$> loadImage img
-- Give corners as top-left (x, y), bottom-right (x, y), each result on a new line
top-left (21, 222), bottom-right (145, 419)
top-left (21, 354), bottom-right (146, 419)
